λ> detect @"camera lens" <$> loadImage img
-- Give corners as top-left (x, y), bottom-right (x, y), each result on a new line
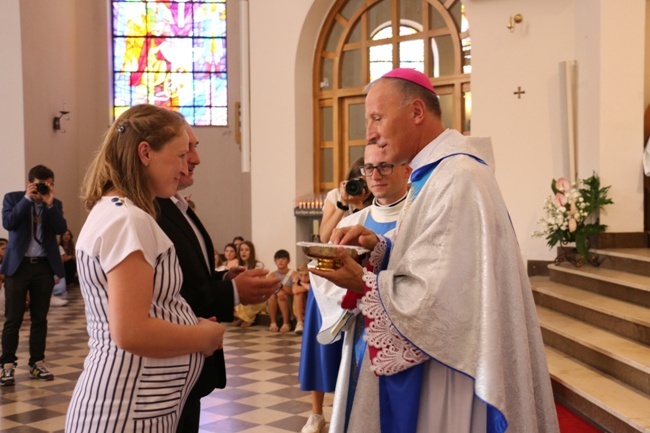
top-left (36, 183), bottom-right (50, 195)
top-left (345, 178), bottom-right (366, 196)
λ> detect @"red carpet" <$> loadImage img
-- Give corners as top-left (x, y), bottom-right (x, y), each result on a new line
top-left (556, 402), bottom-right (603, 433)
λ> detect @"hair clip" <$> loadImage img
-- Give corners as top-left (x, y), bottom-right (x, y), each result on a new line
top-left (117, 125), bottom-right (126, 133)
top-left (111, 197), bottom-right (125, 206)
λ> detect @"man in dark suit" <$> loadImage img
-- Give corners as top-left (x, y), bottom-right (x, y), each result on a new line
top-left (0, 165), bottom-right (67, 386)
top-left (156, 124), bottom-right (280, 433)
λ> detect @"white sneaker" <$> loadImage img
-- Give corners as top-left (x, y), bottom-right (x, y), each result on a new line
top-left (50, 296), bottom-right (68, 307)
top-left (295, 321), bottom-right (304, 335)
top-left (301, 413), bottom-right (325, 433)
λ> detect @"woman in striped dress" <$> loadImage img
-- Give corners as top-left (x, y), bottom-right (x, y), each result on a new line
top-left (65, 104), bottom-right (224, 432)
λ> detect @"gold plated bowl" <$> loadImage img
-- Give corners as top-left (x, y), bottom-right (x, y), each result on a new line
top-left (297, 242), bottom-right (369, 271)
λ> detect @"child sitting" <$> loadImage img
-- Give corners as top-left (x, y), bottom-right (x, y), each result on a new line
top-left (267, 249), bottom-right (297, 333)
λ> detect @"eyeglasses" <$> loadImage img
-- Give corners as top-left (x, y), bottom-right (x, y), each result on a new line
top-left (360, 162), bottom-right (395, 177)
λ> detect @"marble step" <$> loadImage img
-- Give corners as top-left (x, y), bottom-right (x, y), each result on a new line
top-left (548, 264), bottom-right (650, 308)
top-left (537, 305), bottom-right (650, 395)
top-left (592, 248), bottom-right (650, 278)
top-left (531, 276), bottom-right (650, 345)
top-left (546, 346), bottom-right (650, 433)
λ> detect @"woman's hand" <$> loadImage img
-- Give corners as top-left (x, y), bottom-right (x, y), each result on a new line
top-left (197, 318), bottom-right (225, 356)
top-left (339, 180), bottom-right (371, 211)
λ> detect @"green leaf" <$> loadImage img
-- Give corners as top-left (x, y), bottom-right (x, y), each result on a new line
top-left (551, 178), bottom-right (560, 195)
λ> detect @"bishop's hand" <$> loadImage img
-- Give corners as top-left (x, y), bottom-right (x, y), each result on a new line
top-left (309, 247), bottom-right (366, 294)
top-left (330, 224), bottom-right (379, 251)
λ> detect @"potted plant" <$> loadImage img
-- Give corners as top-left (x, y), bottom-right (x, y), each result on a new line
top-left (532, 172), bottom-right (613, 266)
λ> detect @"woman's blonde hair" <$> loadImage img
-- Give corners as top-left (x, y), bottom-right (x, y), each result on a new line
top-left (81, 104), bottom-right (186, 217)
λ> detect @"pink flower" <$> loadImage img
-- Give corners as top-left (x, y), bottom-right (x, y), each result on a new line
top-left (553, 193), bottom-right (567, 207)
top-left (556, 177), bottom-right (571, 193)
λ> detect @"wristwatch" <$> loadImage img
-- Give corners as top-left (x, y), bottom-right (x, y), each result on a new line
top-left (336, 201), bottom-right (349, 211)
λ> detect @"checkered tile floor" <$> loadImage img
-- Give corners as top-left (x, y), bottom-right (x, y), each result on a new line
top-left (0, 287), bottom-right (332, 432)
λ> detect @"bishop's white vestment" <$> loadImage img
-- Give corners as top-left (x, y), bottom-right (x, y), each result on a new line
top-left (335, 129), bottom-right (559, 433)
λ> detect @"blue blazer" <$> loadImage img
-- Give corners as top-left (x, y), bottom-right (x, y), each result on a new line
top-left (0, 191), bottom-right (67, 278)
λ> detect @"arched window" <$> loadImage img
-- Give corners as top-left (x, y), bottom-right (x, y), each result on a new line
top-left (112, 0), bottom-right (228, 126)
top-left (313, 0), bottom-right (470, 192)
top-left (370, 23), bottom-right (424, 79)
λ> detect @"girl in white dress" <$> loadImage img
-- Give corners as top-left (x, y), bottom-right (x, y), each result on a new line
top-left (66, 104), bottom-right (224, 432)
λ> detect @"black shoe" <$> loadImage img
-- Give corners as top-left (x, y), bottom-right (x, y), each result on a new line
top-left (0, 363), bottom-right (16, 386)
top-left (29, 361), bottom-right (54, 381)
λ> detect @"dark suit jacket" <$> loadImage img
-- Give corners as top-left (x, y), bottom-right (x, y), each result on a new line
top-left (156, 197), bottom-right (235, 396)
top-left (0, 191), bottom-right (66, 277)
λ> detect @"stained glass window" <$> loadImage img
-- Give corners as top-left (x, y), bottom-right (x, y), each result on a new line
top-left (112, 0), bottom-right (227, 126)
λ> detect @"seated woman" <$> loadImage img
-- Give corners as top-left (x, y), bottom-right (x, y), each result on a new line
top-left (50, 245), bottom-right (70, 306)
top-left (223, 243), bottom-right (240, 269)
top-left (232, 240), bottom-right (265, 327)
top-left (59, 229), bottom-right (76, 285)
top-left (214, 251), bottom-right (228, 272)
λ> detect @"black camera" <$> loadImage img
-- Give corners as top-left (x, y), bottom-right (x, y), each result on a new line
top-left (35, 182), bottom-right (50, 195)
top-left (345, 178), bottom-right (367, 196)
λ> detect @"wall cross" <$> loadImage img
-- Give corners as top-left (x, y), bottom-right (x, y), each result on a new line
top-left (514, 86), bottom-right (526, 99)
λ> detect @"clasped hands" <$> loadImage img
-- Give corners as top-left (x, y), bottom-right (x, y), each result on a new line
top-left (310, 224), bottom-right (378, 294)
top-left (196, 317), bottom-right (224, 355)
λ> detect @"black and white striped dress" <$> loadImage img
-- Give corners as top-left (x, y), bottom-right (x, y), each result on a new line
top-left (66, 197), bottom-right (203, 432)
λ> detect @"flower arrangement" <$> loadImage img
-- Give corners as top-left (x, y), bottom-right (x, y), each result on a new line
top-left (533, 172), bottom-right (613, 263)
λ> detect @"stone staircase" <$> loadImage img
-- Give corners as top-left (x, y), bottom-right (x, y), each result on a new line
top-left (530, 248), bottom-right (650, 433)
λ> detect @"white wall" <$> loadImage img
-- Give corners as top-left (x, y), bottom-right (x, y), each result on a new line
top-left (248, 0), bottom-right (330, 267)
top-left (0, 0), bottom-right (26, 239)
top-left (470, 0), bottom-right (645, 259)
top-left (248, 0), bottom-right (647, 265)
top-left (469, 0), bottom-right (581, 261)
top-left (589, 1), bottom-right (645, 234)
top-left (20, 0), bottom-right (84, 233)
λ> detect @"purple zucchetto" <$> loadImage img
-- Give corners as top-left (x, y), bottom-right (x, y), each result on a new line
top-left (381, 68), bottom-right (435, 93)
